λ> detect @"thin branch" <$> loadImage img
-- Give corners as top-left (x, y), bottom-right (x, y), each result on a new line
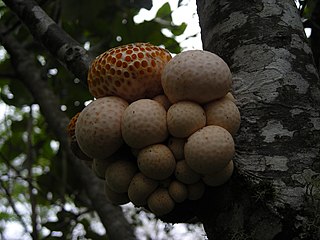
top-left (2, 0), bottom-right (94, 84)
top-left (26, 105), bottom-right (39, 240)
top-left (0, 179), bottom-right (29, 234)
top-left (0, 152), bottom-right (49, 204)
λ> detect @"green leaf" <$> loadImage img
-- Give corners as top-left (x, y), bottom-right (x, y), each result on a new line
top-left (171, 22), bottom-right (187, 36)
top-left (0, 212), bottom-right (14, 221)
top-left (156, 3), bottom-right (172, 22)
top-left (302, 0), bottom-right (317, 19)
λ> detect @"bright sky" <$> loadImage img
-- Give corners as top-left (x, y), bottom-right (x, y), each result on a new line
top-left (134, 0), bottom-right (202, 50)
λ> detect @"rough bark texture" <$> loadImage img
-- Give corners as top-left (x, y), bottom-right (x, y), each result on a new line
top-left (196, 0), bottom-right (320, 239)
top-left (0, 27), bottom-right (137, 240)
top-left (2, 0), bottom-right (93, 84)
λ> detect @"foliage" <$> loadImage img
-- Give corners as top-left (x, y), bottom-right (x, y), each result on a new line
top-left (297, 0), bottom-right (320, 70)
top-left (298, 0), bottom-right (318, 19)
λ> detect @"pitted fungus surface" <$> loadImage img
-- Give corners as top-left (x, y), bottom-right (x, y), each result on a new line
top-left (88, 43), bottom-right (172, 102)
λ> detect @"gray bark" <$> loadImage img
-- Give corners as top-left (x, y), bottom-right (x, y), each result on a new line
top-left (196, 0), bottom-right (320, 239)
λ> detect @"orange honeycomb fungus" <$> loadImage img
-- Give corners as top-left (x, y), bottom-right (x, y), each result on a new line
top-left (88, 43), bottom-right (172, 102)
top-left (67, 112), bottom-right (81, 138)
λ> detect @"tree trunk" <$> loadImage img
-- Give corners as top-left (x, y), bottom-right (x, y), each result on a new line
top-left (196, 0), bottom-right (320, 239)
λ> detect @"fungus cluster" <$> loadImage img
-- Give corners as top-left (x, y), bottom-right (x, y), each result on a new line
top-left (67, 43), bottom-right (241, 217)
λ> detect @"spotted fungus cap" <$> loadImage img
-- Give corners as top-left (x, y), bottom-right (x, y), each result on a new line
top-left (88, 43), bottom-right (172, 102)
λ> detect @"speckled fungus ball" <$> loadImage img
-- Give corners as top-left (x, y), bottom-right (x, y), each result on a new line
top-left (167, 137), bottom-right (186, 160)
top-left (147, 188), bottom-right (175, 216)
top-left (202, 160), bottom-right (234, 187)
top-left (75, 96), bottom-right (128, 159)
top-left (168, 180), bottom-right (188, 203)
top-left (204, 96), bottom-right (241, 136)
top-left (104, 183), bottom-right (130, 205)
top-left (137, 144), bottom-right (176, 180)
top-left (105, 160), bottom-right (138, 193)
top-left (184, 125), bottom-right (235, 175)
top-left (67, 112), bottom-right (81, 139)
top-left (174, 160), bottom-right (201, 184)
top-left (67, 112), bottom-right (92, 161)
top-left (88, 42), bottom-right (172, 102)
top-left (128, 172), bottom-right (159, 206)
top-left (121, 99), bottom-right (168, 149)
top-left (161, 50), bottom-right (232, 104)
top-left (167, 101), bottom-right (206, 138)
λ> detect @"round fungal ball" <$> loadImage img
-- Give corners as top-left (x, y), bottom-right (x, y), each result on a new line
top-left (105, 160), bottom-right (138, 193)
top-left (153, 94), bottom-right (172, 110)
top-left (137, 144), bottom-right (176, 180)
top-left (204, 97), bottom-right (241, 136)
top-left (174, 160), bottom-right (201, 184)
top-left (225, 92), bottom-right (236, 102)
top-left (121, 99), bottom-right (168, 149)
top-left (161, 50), bottom-right (232, 104)
top-left (168, 180), bottom-right (188, 203)
top-left (202, 160), bottom-right (234, 187)
top-left (184, 125), bottom-right (235, 175)
top-left (147, 188), bottom-right (175, 216)
top-left (92, 146), bottom-right (132, 179)
top-left (128, 172), bottom-right (158, 206)
top-left (88, 43), bottom-right (172, 102)
top-left (67, 112), bottom-right (81, 138)
top-left (167, 101), bottom-right (206, 138)
top-left (70, 136), bottom-right (92, 161)
top-left (104, 183), bottom-right (130, 205)
top-left (67, 112), bottom-right (92, 161)
top-left (167, 137), bottom-right (186, 160)
top-left (92, 158), bottom-right (114, 180)
top-left (187, 181), bottom-right (206, 200)
top-left (75, 96), bottom-right (128, 159)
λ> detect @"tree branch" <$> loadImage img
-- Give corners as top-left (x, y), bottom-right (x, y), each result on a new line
top-left (26, 105), bottom-right (39, 240)
top-left (0, 179), bottom-right (29, 236)
top-left (0, 26), bottom-right (136, 240)
top-left (2, 0), bottom-right (94, 84)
